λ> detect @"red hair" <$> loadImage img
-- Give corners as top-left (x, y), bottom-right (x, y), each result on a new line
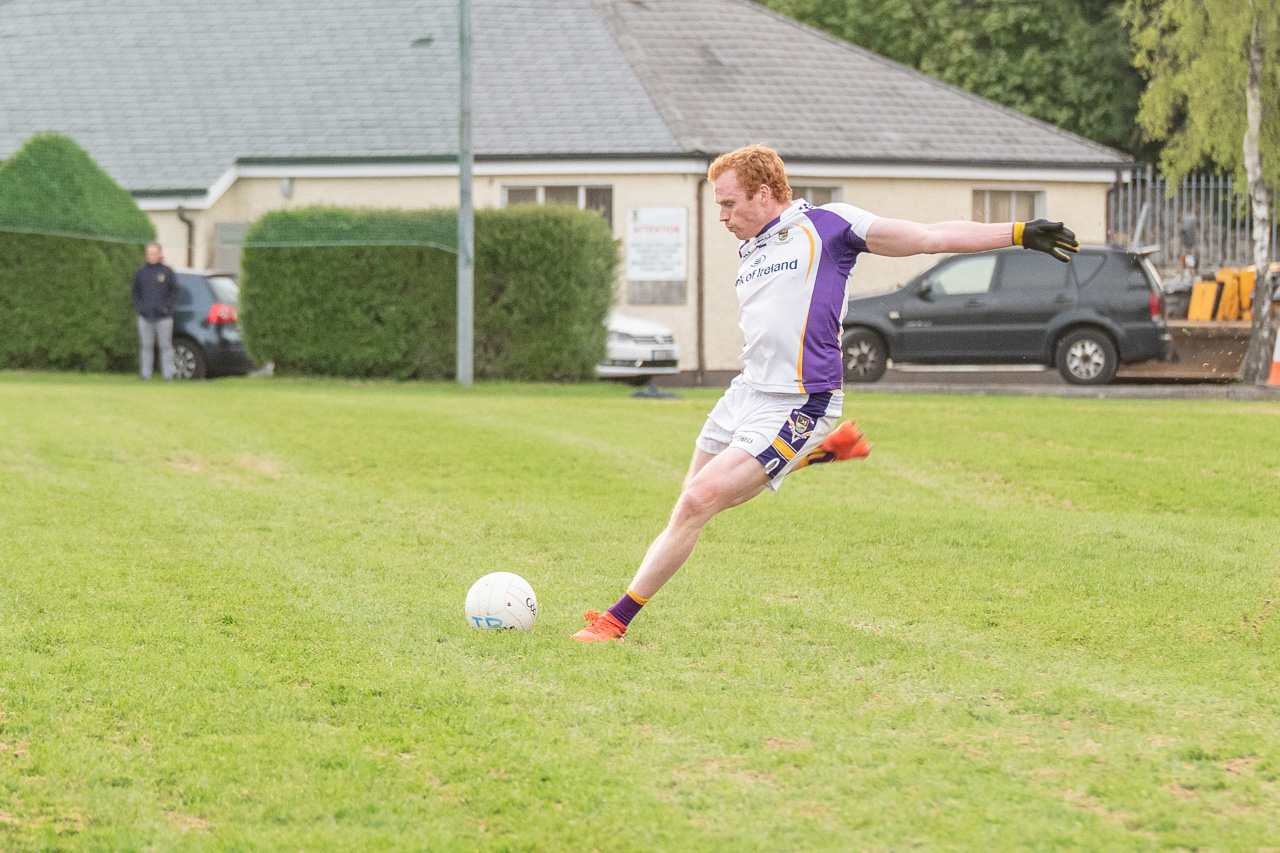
top-left (708, 144), bottom-right (793, 205)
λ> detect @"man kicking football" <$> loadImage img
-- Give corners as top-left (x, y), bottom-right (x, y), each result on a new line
top-left (573, 144), bottom-right (1078, 642)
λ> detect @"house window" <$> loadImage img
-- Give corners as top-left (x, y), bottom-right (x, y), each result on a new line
top-left (502, 185), bottom-right (614, 227)
top-left (973, 190), bottom-right (1043, 223)
top-left (791, 185), bottom-right (841, 206)
top-left (505, 187), bottom-right (538, 205)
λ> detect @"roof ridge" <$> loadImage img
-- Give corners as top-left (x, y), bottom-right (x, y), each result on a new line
top-left (722, 0), bottom-right (1128, 162)
top-left (593, 0), bottom-right (706, 155)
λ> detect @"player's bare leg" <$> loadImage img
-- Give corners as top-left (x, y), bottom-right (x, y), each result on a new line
top-left (572, 449), bottom-right (768, 642)
top-left (630, 448), bottom-right (767, 598)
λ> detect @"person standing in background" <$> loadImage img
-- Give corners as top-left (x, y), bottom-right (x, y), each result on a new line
top-left (132, 242), bottom-right (179, 380)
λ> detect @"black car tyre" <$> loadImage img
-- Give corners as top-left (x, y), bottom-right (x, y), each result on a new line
top-left (172, 337), bottom-right (207, 380)
top-left (1055, 328), bottom-right (1117, 385)
top-left (843, 328), bottom-right (888, 383)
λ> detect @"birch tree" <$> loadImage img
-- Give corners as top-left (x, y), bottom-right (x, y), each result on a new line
top-left (1125, 0), bottom-right (1280, 383)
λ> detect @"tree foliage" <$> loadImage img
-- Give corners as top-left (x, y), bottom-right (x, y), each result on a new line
top-left (1124, 0), bottom-right (1280, 383)
top-left (1123, 0), bottom-right (1280, 186)
top-left (765, 0), bottom-right (1146, 154)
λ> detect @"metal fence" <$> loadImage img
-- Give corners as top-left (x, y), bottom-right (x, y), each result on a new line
top-left (1108, 170), bottom-right (1278, 271)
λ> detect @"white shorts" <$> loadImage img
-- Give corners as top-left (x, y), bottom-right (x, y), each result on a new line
top-left (695, 374), bottom-right (843, 491)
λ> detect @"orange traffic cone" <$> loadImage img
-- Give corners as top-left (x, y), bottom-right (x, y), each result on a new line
top-left (1269, 330), bottom-right (1280, 386)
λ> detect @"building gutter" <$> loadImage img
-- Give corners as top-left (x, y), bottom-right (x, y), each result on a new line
top-left (175, 205), bottom-right (195, 267)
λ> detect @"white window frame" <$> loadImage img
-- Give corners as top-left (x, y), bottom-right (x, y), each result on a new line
top-left (790, 185), bottom-right (844, 205)
top-left (972, 188), bottom-right (1046, 222)
top-left (501, 184), bottom-right (611, 210)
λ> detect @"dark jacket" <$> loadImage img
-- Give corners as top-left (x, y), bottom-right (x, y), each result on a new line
top-left (132, 263), bottom-right (180, 321)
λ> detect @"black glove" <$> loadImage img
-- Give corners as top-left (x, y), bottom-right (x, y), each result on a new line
top-left (1015, 219), bottom-right (1079, 263)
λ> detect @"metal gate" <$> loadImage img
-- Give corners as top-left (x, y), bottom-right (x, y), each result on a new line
top-left (1107, 170), bottom-right (1277, 270)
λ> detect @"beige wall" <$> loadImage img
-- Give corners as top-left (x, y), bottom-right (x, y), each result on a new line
top-left (145, 168), bottom-right (1114, 375)
top-left (149, 211), bottom-right (197, 267)
top-left (165, 176), bottom-right (460, 269)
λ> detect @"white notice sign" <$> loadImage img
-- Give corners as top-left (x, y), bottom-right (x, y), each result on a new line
top-left (626, 207), bottom-right (687, 281)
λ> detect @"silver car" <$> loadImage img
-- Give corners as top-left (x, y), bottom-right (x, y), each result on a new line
top-left (596, 313), bottom-right (680, 382)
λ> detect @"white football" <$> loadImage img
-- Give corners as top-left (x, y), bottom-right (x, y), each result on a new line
top-left (464, 572), bottom-right (537, 631)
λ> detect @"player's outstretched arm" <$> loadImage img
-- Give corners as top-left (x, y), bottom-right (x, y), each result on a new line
top-left (865, 218), bottom-right (1079, 262)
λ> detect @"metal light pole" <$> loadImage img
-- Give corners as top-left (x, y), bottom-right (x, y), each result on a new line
top-left (456, 0), bottom-right (474, 386)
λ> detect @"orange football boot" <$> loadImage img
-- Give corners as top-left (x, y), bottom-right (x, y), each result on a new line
top-left (793, 420), bottom-right (871, 469)
top-left (571, 609), bottom-right (627, 643)
top-left (822, 419), bottom-right (871, 460)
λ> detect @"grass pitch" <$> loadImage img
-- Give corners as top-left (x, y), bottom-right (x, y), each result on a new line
top-left (1, 373), bottom-right (1278, 851)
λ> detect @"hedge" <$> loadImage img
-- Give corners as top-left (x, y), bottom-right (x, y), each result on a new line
top-left (240, 206), bottom-right (619, 381)
top-left (0, 134), bottom-right (154, 371)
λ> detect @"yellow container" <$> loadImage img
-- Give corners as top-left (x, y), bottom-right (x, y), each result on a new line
top-left (1239, 267), bottom-right (1255, 312)
top-left (1215, 280), bottom-right (1241, 320)
top-left (1188, 280), bottom-right (1221, 321)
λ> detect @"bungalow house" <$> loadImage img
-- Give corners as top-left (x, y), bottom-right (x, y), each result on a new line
top-left (0, 0), bottom-right (1132, 380)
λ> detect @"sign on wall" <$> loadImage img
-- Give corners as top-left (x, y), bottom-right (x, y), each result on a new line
top-left (626, 207), bottom-right (687, 282)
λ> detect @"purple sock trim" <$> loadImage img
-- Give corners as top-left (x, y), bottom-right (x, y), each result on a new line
top-left (607, 592), bottom-right (644, 627)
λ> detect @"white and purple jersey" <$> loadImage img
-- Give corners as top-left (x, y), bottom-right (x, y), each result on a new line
top-left (734, 199), bottom-right (878, 393)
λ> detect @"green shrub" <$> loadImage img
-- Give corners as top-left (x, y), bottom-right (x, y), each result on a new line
top-left (0, 134), bottom-right (154, 371)
top-left (240, 206), bottom-right (618, 381)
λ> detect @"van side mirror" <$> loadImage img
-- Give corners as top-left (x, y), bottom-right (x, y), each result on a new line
top-left (916, 279), bottom-right (934, 299)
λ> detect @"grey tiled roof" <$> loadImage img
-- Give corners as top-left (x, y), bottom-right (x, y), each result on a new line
top-left (0, 0), bottom-right (1126, 194)
top-left (603, 0), bottom-right (1128, 165)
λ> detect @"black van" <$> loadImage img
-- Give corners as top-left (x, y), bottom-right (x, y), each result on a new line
top-left (172, 271), bottom-right (255, 379)
top-left (842, 246), bottom-right (1171, 385)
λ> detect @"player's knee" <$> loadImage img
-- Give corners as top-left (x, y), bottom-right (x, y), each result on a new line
top-left (672, 483), bottom-right (722, 527)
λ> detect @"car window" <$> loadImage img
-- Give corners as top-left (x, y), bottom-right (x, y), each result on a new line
top-left (930, 255), bottom-right (996, 296)
top-left (1139, 256), bottom-right (1163, 291)
top-left (206, 276), bottom-right (240, 304)
top-left (997, 251), bottom-right (1070, 291)
top-left (175, 274), bottom-right (201, 307)
top-left (1125, 257), bottom-right (1154, 290)
top-left (1070, 253), bottom-right (1106, 285)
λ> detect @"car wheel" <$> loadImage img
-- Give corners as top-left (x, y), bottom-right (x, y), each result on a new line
top-left (1055, 328), bottom-right (1117, 385)
top-left (172, 338), bottom-right (207, 380)
top-left (843, 328), bottom-right (888, 383)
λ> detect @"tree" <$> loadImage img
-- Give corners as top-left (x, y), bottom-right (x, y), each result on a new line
top-left (765, 0), bottom-right (1149, 155)
top-left (1125, 0), bottom-right (1280, 384)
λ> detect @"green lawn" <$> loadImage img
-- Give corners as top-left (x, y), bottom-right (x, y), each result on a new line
top-left (1, 373), bottom-right (1278, 851)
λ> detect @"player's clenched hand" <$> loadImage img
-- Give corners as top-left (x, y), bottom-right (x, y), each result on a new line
top-left (1014, 219), bottom-right (1079, 263)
